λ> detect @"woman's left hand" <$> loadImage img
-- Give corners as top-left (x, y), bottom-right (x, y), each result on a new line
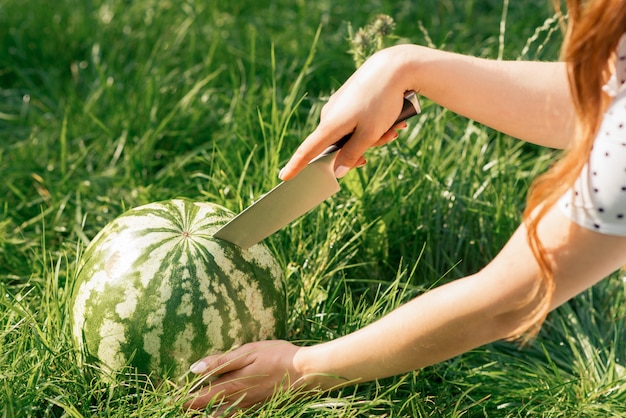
top-left (183, 340), bottom-right (305, 413)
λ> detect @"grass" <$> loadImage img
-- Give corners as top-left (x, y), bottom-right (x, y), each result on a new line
top-left (1, 0), bottom-right (625, 416)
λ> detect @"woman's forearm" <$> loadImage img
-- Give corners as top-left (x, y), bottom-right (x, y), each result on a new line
top-left (291, 227), bottom-right (536, 387)
top-left (292, 207), bottom-right (626, 390)
top-left (185, 188), bottom-right (626, 412)
top-left (389, 45), bottom-right (575, 148)
top-left (294, 278), bottom-right (502, 386)
top-left (279, 45), bottom-right (575, 181)
top-left (293, 270), bottom-right (527, 388)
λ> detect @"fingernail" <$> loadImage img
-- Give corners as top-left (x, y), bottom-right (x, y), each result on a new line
top-left (190, 360), bottom-right (206, 374)
top-left (278, 167), bottom-right (286, 180)
top-left (334, 165), bottom-right (350, 178)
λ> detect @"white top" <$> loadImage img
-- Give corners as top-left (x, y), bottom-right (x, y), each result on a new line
top-left (558, 34), bottom-right (626, 236)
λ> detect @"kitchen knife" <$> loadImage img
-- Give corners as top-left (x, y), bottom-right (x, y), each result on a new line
top-left (213, 91), bottom-right (421, 249)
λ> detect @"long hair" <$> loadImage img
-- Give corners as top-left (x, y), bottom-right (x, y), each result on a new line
top-left (512, 0), bottom-right (626, 340)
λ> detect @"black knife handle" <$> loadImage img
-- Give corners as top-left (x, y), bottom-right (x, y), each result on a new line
top-left (321, 90), bottom-right (421, 156)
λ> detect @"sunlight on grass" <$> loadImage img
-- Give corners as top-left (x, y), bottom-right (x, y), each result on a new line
top-left (1, 0), bottom-right (625, 416)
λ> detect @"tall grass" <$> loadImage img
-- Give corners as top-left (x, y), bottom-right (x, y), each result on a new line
top-left (2, 0), bottom-right (625, 416)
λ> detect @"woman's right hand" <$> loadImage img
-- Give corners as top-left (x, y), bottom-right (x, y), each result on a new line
top-left (279, 46), bottom-right (416, 181)
top-left (278, 44), bottom-right (575, 182)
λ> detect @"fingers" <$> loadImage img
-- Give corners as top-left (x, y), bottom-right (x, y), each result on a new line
top-left (183, 347), bottom-right (257, 409)
top-left (189, 348), bottom-right (251, 376)
top-left (182, 373), bottom-right (252, 412)
top-left (278, 123), bottom-right (349, 181)
top-left (183, 341), bottom-right (300, 412)
top-left (279, 120), bottom-right (409, 181)
top-left (183, 359), bottom-right (255, 411)
top-left (374, 121), bottom-right (407, 146)
top-left (336, 120), bottom-right (409, 176)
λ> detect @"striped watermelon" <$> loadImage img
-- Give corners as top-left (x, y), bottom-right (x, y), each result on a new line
top-left (70, 199), bottom-right (287, 381)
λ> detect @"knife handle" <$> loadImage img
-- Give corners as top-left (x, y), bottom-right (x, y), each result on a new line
top-left (320, 90), bottom-right (421, 156)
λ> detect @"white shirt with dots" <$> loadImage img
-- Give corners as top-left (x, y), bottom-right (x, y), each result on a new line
top-left (558, 34), bottom-right (626, 236)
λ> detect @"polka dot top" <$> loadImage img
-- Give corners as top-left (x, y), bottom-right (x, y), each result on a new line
top-left (558, 34), bottom-right (626, 236)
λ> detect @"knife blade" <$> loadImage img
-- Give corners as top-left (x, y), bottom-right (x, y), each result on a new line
top-left (213, 91), bottom-right (421, 249)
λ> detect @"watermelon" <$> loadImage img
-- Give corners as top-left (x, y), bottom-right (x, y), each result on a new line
top-left (70, 199), bottom-right (287, 381)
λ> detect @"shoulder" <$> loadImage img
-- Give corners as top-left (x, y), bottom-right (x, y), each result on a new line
top-left (557, 89), bottom-right (626, 236)
top-left (557, 34), bottom-right (626, 236)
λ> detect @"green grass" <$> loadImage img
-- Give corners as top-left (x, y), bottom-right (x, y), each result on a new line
top-left (1, 0), bottom-right (625, 416)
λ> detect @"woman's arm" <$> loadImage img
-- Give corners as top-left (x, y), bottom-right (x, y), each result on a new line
top-left (411, 46), bottom-right (574, 149)
top-left (294, 208), bottom-right (626, 385)
top-left (184, 206), bottom-right (626, 411)
top-left (280, 45), bottom-right (575, 181)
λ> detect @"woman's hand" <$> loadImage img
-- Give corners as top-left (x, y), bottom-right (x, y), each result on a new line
top-left (279, 47), bottom-right (413, 181)
top-left (183, 340), bottom-right (307, 413)
top-left (279, 44), bottom-right (574, 181)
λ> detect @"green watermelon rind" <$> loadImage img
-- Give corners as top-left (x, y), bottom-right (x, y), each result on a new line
top-left (71, 199), bottom-right (287, 380)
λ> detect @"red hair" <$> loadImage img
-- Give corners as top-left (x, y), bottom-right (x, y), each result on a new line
top-left (513, 0), bottom-right (626, 340)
